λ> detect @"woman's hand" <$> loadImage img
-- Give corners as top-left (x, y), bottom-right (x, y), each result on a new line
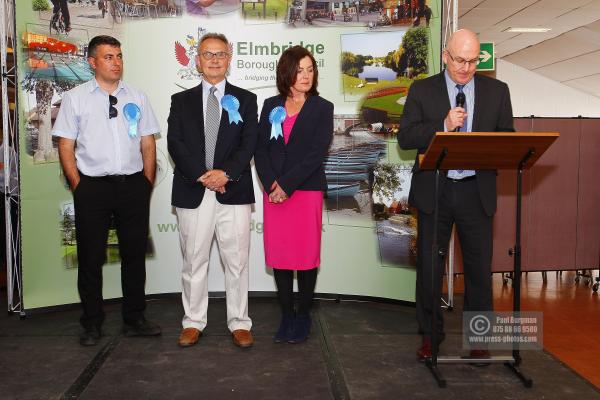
top-left (268, 181), bottom-right (288, 204)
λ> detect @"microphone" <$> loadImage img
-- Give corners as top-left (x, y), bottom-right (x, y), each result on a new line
top-left (454, 92), bottom-right (466, 132)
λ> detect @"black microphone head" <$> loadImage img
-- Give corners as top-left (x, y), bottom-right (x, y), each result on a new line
top-left (456, 92), bottom-right (466, 108)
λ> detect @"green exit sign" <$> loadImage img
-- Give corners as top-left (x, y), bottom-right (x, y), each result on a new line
top-left (477, 42), bottom-right (495, 71)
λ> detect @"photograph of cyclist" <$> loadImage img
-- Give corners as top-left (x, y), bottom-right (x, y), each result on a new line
top-left (51, 0), bottom-right (71, 32)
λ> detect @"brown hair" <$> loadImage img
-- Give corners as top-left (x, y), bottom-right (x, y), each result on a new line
top-left (276, 45), bottom-right (319, 98)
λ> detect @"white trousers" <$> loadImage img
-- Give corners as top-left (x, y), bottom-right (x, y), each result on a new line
top-left (176, 189), bottom-right (252, 332)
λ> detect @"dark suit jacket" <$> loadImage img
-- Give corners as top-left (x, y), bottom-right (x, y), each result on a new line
top-left (254, 95), bottom-right (333, 196)
top-left (167, 81), bottom-right (258, 208)
top-left (398, 71), bottom-right (514, 216)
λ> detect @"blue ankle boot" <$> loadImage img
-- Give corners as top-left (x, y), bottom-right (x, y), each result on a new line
top-left (288, 314), bottom-right (311, 344)
top-left (274, 313), bottom-right (294, 343)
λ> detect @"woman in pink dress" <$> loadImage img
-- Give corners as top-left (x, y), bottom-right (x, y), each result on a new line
top-left (255, 46), bottom-right (333, 343)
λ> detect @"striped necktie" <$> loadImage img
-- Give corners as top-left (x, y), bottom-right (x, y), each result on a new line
top-left (205, 86), bottom-right (219, 170)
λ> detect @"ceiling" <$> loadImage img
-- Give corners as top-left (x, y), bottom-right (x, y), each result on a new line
top-left (456, 0), bottom-right (600, 97)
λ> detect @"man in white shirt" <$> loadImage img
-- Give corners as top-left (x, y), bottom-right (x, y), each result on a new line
top-left (53, 35), bottom-right (161, 346)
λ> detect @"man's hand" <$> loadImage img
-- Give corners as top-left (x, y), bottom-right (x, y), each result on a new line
top-left (444, 107), bottom-right (467, 132)
top-left (268, 181), bottom-right (288, 204)
top-left (141, 134), bottom-right (156, 187)
top-left (70, 176), bottom-right (81, 191)
top-left (199, 169), bottom-right (229, 193)
top-left (57, 137), bottom-right (81, 192)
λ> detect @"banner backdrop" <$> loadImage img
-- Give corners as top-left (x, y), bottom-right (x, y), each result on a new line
top-left (17, 0), bottom-right (441, 309)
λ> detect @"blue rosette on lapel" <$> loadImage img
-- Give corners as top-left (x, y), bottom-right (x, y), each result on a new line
top-left (123, 103), bottom-right (141, 138)
top-left (221, 94), bottom-right (243, 124)
top-left (269, 106), bottom-right (286, 140)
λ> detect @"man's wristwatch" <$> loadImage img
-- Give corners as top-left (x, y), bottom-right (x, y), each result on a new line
top-left (224, 172), bottom-right (232, 181)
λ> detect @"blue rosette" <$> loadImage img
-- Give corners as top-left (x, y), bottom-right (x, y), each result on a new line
top-left (221, 94), bottom-right (243, 124)
top-left (123, 103), bottom-right (141, 138)
top-left (269, 106), bottom-right (286, 140)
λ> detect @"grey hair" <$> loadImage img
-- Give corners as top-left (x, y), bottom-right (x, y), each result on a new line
top-left (199, 33), bottom-right (229, 48)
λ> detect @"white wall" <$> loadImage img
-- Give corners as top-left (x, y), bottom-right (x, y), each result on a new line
top-left (496, 59), bottom-right (600, 118)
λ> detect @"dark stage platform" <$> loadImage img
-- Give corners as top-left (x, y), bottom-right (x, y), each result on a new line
top-left (1, 296), bottom-right (599, 399)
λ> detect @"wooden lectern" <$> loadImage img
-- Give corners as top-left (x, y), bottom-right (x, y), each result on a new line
top-left (418, 131), bottom-right (559, 388)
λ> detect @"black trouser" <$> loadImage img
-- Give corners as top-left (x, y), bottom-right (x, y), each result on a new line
top-left (273, 268), bottom-right (318, 315)
top-left (416, 177), bottom-right (493, 339)
top-left (51, 0), bottom-right (71, 27)
top-left (73, 172), bottom-right (152, 329)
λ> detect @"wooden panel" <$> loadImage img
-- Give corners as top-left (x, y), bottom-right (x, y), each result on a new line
top-left (492, 169), bottom-right (520, 272)
top-left (447, 118), bottom-right (596, 274)
top-left (419, 132), bottom-right (559, 170)
top-left (575, 119), bottom-right (600, 268)
top-left (524, 119), bottom-right (579, 270)
top-left (491, 118), bottom-right (534, 272)
top-left (453, 118), bottom-right (535, 273)
top-left (502, 118), bottom-right (535, 272)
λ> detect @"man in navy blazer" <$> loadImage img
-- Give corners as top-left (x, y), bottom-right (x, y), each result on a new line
top-left (398, 29), bottom-right (514, 361)
top-left (167, 33), bottom-right (258, 348)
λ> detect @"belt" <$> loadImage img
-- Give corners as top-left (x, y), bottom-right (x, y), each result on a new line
top-left (82, 171), bottom-right (142, 182)
top-left (446, 175), bottom-right (476, 183)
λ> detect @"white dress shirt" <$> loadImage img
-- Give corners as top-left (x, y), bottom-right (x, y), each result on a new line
top-left (201, 78), bottom-right (226, 122)
top-left (52, 78), bottom-right (160, 176)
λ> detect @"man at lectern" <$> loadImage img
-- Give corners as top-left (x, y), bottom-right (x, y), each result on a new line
top-left (53, 35), bottom-right (161, 346)
top-left (398, 29), bottom-right (514, 361)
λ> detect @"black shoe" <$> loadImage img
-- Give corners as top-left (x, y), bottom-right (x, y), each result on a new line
top-left (123, 319), bottom-right (161, 337)
top-left (274, 313), bottom-right (294, 343)
top-left (288, 314), bottom-right (311, 344)
top-left (79, 326), bottom-right (101, 346)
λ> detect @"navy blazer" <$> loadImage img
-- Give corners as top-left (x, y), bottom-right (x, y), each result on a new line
top-left (398, 72), bottom-right (514, 216)
top-left (167, 82), bottom-right (258, 208)
top-left (254, 95), bottom-right (333, 196)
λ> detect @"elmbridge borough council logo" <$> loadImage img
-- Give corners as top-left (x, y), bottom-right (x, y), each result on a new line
top-left (174, 27), bottom-right (206, 80)
top-left (174, 28), bottom-right (235, 81)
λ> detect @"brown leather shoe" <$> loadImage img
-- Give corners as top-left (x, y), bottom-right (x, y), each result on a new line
top-left (232, 329), bottom-right (254, 348)
top-left (178, 327), bottom-right (201, 347)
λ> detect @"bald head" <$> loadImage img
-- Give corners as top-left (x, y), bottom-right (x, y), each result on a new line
top-left (446, 29), bottom-right (480, 55)
top-left (442, 29), bottom-right (480, 85)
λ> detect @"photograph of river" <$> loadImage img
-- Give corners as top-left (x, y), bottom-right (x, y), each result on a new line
top-left (325, 116), bottom-right (416, 268)
top-left (325, 121), bottom-right (385, 228)
top-left (372, 164), bottom-right (416, 268)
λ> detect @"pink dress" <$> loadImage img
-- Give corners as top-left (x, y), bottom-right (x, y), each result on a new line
top-left (263, 113), bottom-right (323, 270)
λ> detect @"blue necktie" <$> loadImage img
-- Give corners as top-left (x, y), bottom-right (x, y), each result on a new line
top-left (456, 84), bottom-right (467, 133)
top-left (456, 84), bottom-right (466, 173)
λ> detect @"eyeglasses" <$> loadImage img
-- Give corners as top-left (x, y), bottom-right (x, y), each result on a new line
top-left (109, 95), bottom-right (118, 119)
top-left (446, 51), bottom-right (480, 67)
top-left (201, 51), bottom-right (230, 60)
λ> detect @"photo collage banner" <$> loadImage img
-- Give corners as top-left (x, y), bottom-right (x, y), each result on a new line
top-left (17, 0), bottom-right (441, 309)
